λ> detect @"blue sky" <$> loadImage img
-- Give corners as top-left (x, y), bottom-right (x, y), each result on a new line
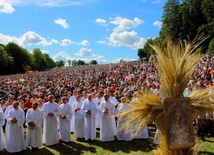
top-left (0, 0), bottom-right (166, 64)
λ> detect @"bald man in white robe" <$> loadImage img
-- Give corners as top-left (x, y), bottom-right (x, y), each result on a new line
top-left (6, 102), bottom-right (25, 153)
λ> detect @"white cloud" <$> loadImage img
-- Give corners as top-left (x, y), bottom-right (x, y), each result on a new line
top-left (75, 48), bottom-right (92, 56)
top-left (60, 39), bottom-right (76, 46)
top-left (54, 18), bottom-right (69, 29)
top-left (108, 30), bottom-right (146, 49)
top-left (95, 18), bottom-right (107, 26)
top-left (152, 0), bottom-right (161, 4)
top-left (80, 40), bottom-right (90, 46)
top-left (52, 51), bottom-right (107, 65)
top-left (111, 57), bottom-right (137, 63)
top-left (0, 31), bottom-right (55, 46)
top-left (153, 21), bottom-right (162, 29)
top-left (7, 0), bottom-right (98, 7)
top-left (52, 51), bottom-right (73, 62)
top-left (51, 39), bottom-right (59, 44)
top-left (0, 0), bottom-right (14, 13)
top-left (110, 17), bottom-right (143, 32)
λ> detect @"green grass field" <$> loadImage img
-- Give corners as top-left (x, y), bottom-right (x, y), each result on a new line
top-left (1, 129), bottom-right (214, 155)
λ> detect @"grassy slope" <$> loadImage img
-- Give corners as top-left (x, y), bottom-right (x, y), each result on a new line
top-left (1, 130), bottom-right (214, 155)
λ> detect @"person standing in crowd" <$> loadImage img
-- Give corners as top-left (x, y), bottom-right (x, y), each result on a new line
top-left (42, 95), bottom-right (59, 146)
top-left (99, 94), bottom-right (116, 142)
top-left (26, 102), bottom-right (43, 150)
top-left (93, 92), bottom-right (104, 129)
top-left (58, 97), bottom-right (72, 142)
top-left (116, 97), bottom-right (133, 141)
top-left (68, 89), bottom-right (79, 133)
top-left (0, 108), bottom-right (6, 151)
top-left (72, 95), bottom-right (84, 139)
top-left (6, 101), bottom-right (25, 153)
top-left (81, 94), bottom-right (98, 141)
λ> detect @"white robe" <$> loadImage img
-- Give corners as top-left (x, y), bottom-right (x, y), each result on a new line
top-left (116, 103), bottom-right (133, 141)
top-left (26, 108), bottom-right (43, 148)
top-left (6, 108), bottom-right (25, 153)
top-left (4, 104), bottom-right (13, 118)
top-left (42, 102), bottom-right (59, 146)
top-left (72, 101), bottom-right (84, 138)
top-left (93, 97), bottom-right (102, 128)
top-left (68, 95), bottom-right (76, 132)
top-left (0, 110), bottom-right (6, 151)
top-left (81, 100), bottom-right (98, 141)
top-left (109, 96), bottom-right (118, 135)
top-left (99, 100), bottom-right (115, 142)
top-left (58, 103), bottom-right (72, 142)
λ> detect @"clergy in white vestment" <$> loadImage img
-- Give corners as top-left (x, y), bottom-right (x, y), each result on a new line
top-left (26, 102), bottom-right (43, 150)
top-left (0, 109), bottom-right (6, 151)
top-left (72, 95), bottom-right (84, 139)
top-left (42, 95), bottom-right (59, 146)
top-left (68, 89), bottom-right (79, 132)
top-left (59, 97), bottom-right (72, 142)
top-left (93, 92), bottom-right (103, 129)
top-left (116, 97), bottom-right (133, 141)
top-left (81, 94), bottom-right (98, 141)
top-left (99, 94), bottom-right (116, 142)
top-left (108, 91), bottom-right (118, 135)
top-left (6, 101), bottom-right (25, 153)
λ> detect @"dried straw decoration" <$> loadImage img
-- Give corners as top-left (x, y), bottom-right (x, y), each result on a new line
top-left (120, 36), bottom-right (214, 155)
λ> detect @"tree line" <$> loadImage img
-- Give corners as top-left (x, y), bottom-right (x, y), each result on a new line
top-left (138, 0), bottom-right (214, 59)
top-left (0, 42), bottom-right (98, 75)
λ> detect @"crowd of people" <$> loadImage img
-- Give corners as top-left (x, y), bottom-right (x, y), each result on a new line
top-left (0, 57), bottom-right (214, 153)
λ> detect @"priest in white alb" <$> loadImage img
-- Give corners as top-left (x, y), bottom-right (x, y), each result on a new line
top-left (81, 94), bottom-right (98, 141)
top-left (6, 101), bottom-right (25, 153)
top-left (99, 94), bottom-right (116, 142)
top-left (72, 95), bottom-right (84, 139)
top-left (26, 102), bottom-right (43, 150)
top-left (59, 97), bottom-right (72, 142)
top-left (42, 95), bottom-right (59, 146)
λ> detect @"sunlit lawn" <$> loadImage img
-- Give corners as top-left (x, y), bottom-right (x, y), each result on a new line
top-left (1, 128), bottom-right (214, 155)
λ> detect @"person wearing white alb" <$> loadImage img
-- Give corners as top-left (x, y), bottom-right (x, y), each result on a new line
top-left (81, 94), bottom-right (98, 141)
top-left (59, 97), bottom-right (72, 142)
top-left (6, 101), bottom-right (25, 153)
top-left (72, 95), bottom-right (84, 139)
top-left (116, 97), bottom-right (133, 141)
top-left (0, 109), bottom-right (6, 151)
top-left (68, 89), bottom-right (79, 133)
top-left (26, 102), bottom-right (43, 150)
top-left (93, 92), bottom-right (104, 129)
top-left (42, 95), bottom-right (59, 146)
top-left (99, 94), bottom-right (116, 142)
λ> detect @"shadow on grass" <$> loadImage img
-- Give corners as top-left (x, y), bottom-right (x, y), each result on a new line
top-left (198, 151), bottom-right (214, 155)
top-left (48, 141), bottom-right (96, 155)
top-left (0, 147), bottom-right (55, 155)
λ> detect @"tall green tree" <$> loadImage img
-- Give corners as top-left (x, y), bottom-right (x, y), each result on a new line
top-left (32, 48), bottom-right (47, 71)
top-left (0, 44), bottom-right (14, 75)
top-left (137, 48), bottom-right (148, 60)
top-left (5, 42), bottom-right (31, 73)
top-left (179, 0), bottom-right (206, 40)
top-left (72, 60), bottom-right (77, 67)
top-left (77, 60), bottom-right (85, 66)
top-left (89, 60), bottom-right (98, 65)
top-left (68, 60), bottom-right (72, 67)
top-left (160, 0), bottom-right (181, 41)
top-left (43, 53), bottom-right (56, 69)
top-left (56, 60), bottom-right (65, 67)
top-left (143, 38), bottom-right (157, 56)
